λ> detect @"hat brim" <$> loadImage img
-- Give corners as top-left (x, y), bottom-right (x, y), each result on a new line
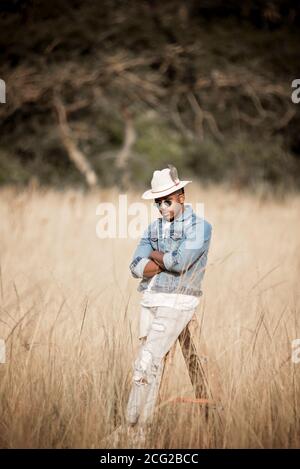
top-left (141, 180), bottom-right (192, 199)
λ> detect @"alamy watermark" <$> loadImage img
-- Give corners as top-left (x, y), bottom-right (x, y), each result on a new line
top-left (0, 339), bottom-right (5, 364)
top-left (0, 79), bottom-right (6, 103)
top-left (291, 79), bottom-right (300, 104)
top-left (96, 195), bottom-right (205, 246)
top-left (292, 339), bottom-right (300, 364)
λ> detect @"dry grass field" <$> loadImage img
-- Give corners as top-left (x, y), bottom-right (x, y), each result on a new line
top-left (0, 183), bottom-right (299, 448)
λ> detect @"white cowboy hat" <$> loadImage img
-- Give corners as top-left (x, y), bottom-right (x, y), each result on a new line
top-left (141, 164), bottom-right (192, 199)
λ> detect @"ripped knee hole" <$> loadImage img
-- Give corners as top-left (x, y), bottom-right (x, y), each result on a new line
top-left (152, 320), bottom-right (165, 332)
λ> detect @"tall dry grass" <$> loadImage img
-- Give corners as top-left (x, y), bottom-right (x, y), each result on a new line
top-left (0, 183), bottom-right (299, 448)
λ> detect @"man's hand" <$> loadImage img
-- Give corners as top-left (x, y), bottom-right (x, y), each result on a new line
top-left (149, 250), bottom-right (166, 270)
top-left (143, 259), bottom-right (163, 278)
top-left (142, 251), bottom-right (167, 278)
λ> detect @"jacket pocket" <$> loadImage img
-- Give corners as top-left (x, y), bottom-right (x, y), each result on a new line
top-left (150, 236), bottom-right (158, 249)
top-left (165, 230), bottom-right (184, 251)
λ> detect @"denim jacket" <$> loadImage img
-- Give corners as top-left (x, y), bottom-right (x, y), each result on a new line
top-left (129, 204), bottom-right (212, 297)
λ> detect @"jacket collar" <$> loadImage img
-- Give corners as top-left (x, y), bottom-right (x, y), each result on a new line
top-left (157, 204), bottom-right (194, 238)
top-left (173, 203), bottom-right (193, 223)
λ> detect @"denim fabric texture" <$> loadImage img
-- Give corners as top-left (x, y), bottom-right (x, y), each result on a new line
top-left (126, 304), bottom-right (197, 425)
top-left (129, 204), bottom-right (212, 297)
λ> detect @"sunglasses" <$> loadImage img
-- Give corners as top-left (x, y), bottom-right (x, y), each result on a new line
top-left (154, 198), bottom-right (177, 209)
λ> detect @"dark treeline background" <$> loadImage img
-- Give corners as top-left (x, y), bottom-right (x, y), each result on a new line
top-left (1, 0), bottom-right (300, 193)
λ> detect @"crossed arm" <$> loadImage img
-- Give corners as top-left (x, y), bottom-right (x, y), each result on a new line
top-left (143, 251), bottom-right (165, 278)
top-left (129, 221), bottom-right (211, 280)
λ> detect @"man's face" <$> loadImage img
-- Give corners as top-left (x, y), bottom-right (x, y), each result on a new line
top-left (154, 190), bottom-right (185, 221)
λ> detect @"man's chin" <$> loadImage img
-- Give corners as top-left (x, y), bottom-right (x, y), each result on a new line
top-left (162, 213), bottom-right (174, 221)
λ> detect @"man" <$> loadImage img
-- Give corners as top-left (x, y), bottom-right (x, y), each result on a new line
top-left (126, 164), bottom-right (212, 433)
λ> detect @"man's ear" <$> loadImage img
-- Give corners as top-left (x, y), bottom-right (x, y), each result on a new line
top-left (178, 192), bottom-right (185, 203)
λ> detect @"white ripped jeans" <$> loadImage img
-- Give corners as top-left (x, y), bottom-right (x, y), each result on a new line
top-left (126, 304), bottom-right (196, 426)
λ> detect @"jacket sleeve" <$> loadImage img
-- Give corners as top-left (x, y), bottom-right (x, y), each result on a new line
top-left (163, 221), bottom-right (212, 274)
top-left (129, 226), bottom-right (153, 279)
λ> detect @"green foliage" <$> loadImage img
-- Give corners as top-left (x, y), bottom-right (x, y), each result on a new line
top-left (0, 0), bottom-right (299, 192)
